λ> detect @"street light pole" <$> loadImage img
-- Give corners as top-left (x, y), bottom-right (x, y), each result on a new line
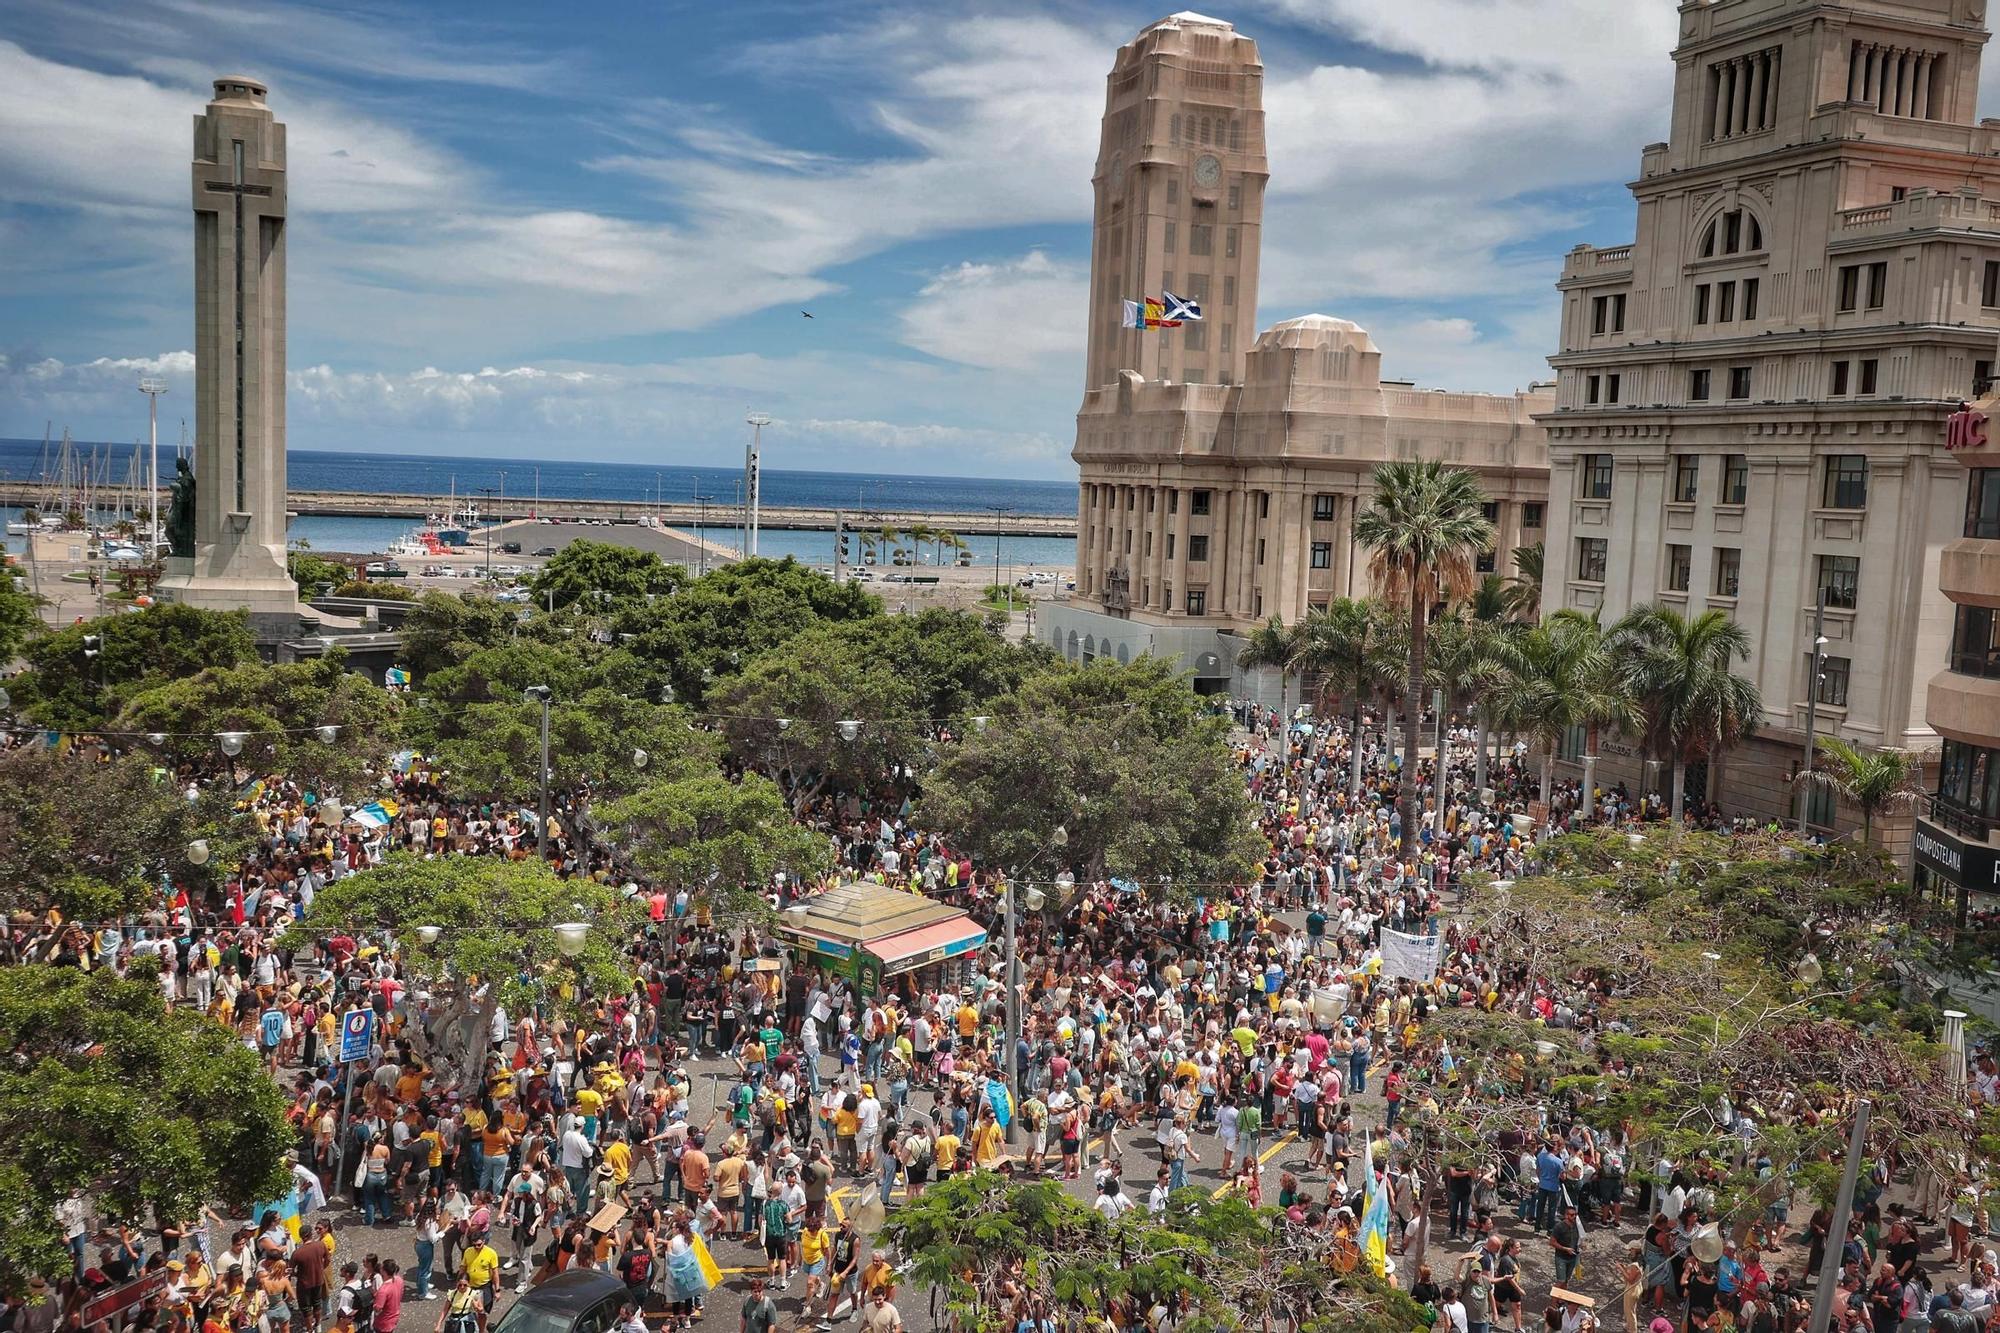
top-left (477, 487), bottom-right (499, 580)
top-left (987, 505), bottom-right (1014, 616)
top-left (138, 377), bottom-right (168, 556)
top-left (1003, 824), bottom-right (1065, 1146)
top-left (1798, 587), bottom-right (1828, 833)
top-left (524, 685), bottom-right (553, 858)
top-left (1806, 1099), bottom-right (1872, 1333)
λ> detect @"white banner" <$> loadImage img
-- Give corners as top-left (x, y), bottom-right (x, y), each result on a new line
top-left (1379, 928), bottom-right (1441, 982)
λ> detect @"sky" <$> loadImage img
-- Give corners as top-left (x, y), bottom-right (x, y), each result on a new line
top-left (0, 0), bottom-right (1702, 480)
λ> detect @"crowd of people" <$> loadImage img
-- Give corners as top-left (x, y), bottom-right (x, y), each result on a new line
top-left (6, 696), bottom-right (1996, 1333)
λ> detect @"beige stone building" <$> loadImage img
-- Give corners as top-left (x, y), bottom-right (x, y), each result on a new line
top-left (1044, 13), bottom-right (1551, 691)
top-left (1916, 401), bottom-right (2000, 914)
top-left (1540, 0), bottom-right (2000, 836)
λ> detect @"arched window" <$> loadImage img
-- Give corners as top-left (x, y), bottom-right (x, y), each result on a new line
top-left (1117, 643), bottom-right (1131, 665)
top-left (1200, 117), bottom-right (1211, 145)
top-left (1066, 630), bottom-right (1080, 660)
top-left (1700, 208), bottom-right (1764, 258)
top-left (1083, 634), bottom-right (1097, 662)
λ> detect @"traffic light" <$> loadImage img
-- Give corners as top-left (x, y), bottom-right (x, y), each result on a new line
top-left (838, 532), bottom-right (851, 560)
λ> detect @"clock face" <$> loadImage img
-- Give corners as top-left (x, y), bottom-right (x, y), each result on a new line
top-left (1194, 154), bottom-right (1221, 188)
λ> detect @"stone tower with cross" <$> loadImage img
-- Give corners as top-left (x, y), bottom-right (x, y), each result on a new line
top-left (159, 75), bottom-right (301, 629)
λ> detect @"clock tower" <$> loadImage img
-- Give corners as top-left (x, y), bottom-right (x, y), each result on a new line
top-left (1082, 12), bottom-right (1268, 392)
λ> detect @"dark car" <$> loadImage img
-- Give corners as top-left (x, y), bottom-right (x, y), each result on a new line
top-left (501, 541), bottom-right (522, 555)
top-left (533, 545), bottom-right (558, 557)
top-left (488, 1270), bottom-right (628, 1333)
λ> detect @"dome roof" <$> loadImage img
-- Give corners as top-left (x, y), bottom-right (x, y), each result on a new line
top-left (1253, 314), bottom-right (1379, 353)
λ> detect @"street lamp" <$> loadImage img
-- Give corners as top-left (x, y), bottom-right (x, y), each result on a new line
top-left (415, 925), bottom-right (442, 945)
top-left (316, 725), bottom-right (339, 743)
top-left (1798, 587), bottom-right (1828, 834)
top-left (837, 720), bottom-right (862, 742)
top-left (523, 685), bottom-right (554, 858)
top-left (185, 839), bottom-right (210, 865)
top-left (553, 921), bottom-right (590, 957)
top-left (1002, 821), bottom-right (1069, 1144)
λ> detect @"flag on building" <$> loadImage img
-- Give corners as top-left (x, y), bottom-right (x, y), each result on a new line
top-left (1121, 298), bottom-right (1182, 329)
top-left (1162, 290), bottom-right (1203, 322)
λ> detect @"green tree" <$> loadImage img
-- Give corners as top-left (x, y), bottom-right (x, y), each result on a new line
top-left (823, 609), bottom-right (1045, 721)
top-left (13, 604), bottom-right (257, 730)
top-left (287, 549), bottom-right (353, 595)
top-left (114, 650), bottom-right (401, 791)
top-left (1290, 598), bottom-right (1402, 799)
top-left (528, 539), bottom-right (684, 610)
top-left (432, 689), bottom-right (712, 805)
top-left (1234, 615), bottom-right (1304, 716)
top-left (332, 578), bottom-right (416, 601)
top-left (921, 656), bottom-right (1262, 890)
top-left (397, 591), bottom-right (521, 681)
top-left (597, 771), bottom-right (832, 909)
top-left (1494, 610), bottom-right (1632, 820)
top-left (1353, 460), bottom-right (1495, 842)
top-left (0, 966), bottom-right (291, 1293)
top-left (1793, 736), bottom-right (1925, 846)
top-left (1424, 609), bottom-right (1508, 816)
top-left (288, 856), bottom-right (639, 1089)
top-left (0, 566), bottom-right (39, 665)
top-left (0, 751), bottom-right (247, 919)
top-left (1614, 605), bottom-right (1762, 827)
top-left (1504, 541), bottom-right (1544, 622)
top-left (709, 626), bottom-right (926, 811)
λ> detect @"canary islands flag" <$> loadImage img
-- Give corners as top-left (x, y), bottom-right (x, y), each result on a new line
top-left (1361, 1167), bottom-right (1391, 1277)
top-left (1121, 298), bottom-right (1182, 330)
top-left (385, 666), bottom-right (411, 687)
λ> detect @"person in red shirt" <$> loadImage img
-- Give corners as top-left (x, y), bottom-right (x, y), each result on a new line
top-left (1383, 1063), bottom-right (1406, 1128)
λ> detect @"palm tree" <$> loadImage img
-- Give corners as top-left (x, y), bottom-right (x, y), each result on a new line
top-left (1353, 460), bottom-right (1496, 842)
top-left (1236, 616), bottom-right (1305, 719)
top-left (1504, 542), bottom-right (1545, 623)
top-left (1425, 610), bottom-right (1507, 818)
top-left (1614, 606), bottom-right (1762, 828)
top-left (1466, 573), bottom-right (1512, 625)
top-left (1494, 610), bottom-right (1634, 824)
top-left (1291, 598), bottom-right (1404, 799)
top-left (1791, 736), bottom-right (1924, 847)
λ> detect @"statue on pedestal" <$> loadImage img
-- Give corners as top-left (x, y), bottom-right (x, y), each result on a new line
top-left (167, 456), bottom-right (196, 558)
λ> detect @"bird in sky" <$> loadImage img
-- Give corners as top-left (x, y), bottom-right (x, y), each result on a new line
top-left (801, 311), bottom-right (815, 319)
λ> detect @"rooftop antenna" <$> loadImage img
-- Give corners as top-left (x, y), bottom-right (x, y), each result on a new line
top-left (138, 377), bottom-right (169, 555)
top-left (744, 412), bottom-right (770, 557)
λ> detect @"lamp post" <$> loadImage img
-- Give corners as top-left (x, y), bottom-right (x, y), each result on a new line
top-left (986, 505), bottom-right (1014, 617)
top-left (1806, 1100), bottom-right (1872, 1333)
top-left (1003, 822), bottom-right (1065, 1144)
top-left (477, 487), bottom-right (499, 580)
top-left (523, 685), bottom-right (553, 858)
top-left (139, 377), bottom-right (168, 557)
top-left (1798, 588), bottom-right (1828, 833)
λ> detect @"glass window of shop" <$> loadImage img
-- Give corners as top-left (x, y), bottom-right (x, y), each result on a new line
top-left (1938, 738), bottom-right (2000, 827)
top-left (1967, 469), bottom-right (2000, 539)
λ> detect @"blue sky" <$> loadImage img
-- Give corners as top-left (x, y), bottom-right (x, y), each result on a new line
top-left (0, 0), bottom-right (1688, 480)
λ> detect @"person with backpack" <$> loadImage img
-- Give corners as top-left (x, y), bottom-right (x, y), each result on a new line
top-left (432, 1276), bottom-right (478, 1333)
top-left (617, 1240), bottom-right (655, 1312)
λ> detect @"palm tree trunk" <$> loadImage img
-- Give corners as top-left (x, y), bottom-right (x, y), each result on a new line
top-left (1349, 700), bottom-right (1365, 801)
top-left (1582, 724), bottom-right (1600, 826)
top-left (1435, 689), bottom-right (1455, 838)
top-left (1473, 714), bottom-right (1490, 797)
top-left (1670, 756), bottom-right (1686, 828)
top-left (1402, 577), bottom-right (1425, 845)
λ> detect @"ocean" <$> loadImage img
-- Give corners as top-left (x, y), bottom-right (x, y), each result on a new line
top-left (0, 438), bottom-right (1081, 562)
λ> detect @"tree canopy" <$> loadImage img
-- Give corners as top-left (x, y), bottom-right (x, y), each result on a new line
top-left (12, 604), bottom-right (258, 731)
top-left (0, 966), bottom-right (292, 1296)
top-left (596, 771), bottom-right (832, 909)
top-left (0, 565), bottom-right (39, 665)
top-left (528, 540), bottom-right (685, 610)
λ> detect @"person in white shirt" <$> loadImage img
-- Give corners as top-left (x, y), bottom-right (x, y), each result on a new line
top-left (1441, 1291), bottom-right (1469, 1333)
top-left (1094, 1180), bottom-right (1134, 1221)
top-left (1148, 1169), bottom-right (1172, 1218)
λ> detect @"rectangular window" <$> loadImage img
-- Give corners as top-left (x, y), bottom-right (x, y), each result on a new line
top-left (1310, 542), bottom-right (1332, 569)
top-left (1188, 535), bottom-right (1209, 562)
top-left (1593, 296), bottom-right (1608, 335)
top-left (1312, 493), bottom-right (1336, 521)
top-left (1258, 493), bottom-right (1268, 519)
top-left (1813, 653), bottom-right (1851, 708)
top-left (1742, 277), bottom-right (1759, 321)
top-left (1838, 265), bottom-right (1860, 312)
top-left (1586, 374), bottom-right (1601, 405)
top-left (1167, 489), bottom-right (1178, 514)
top-left (1967, 468), bottom-right (2000, 538)
top-left (1227, 183), bottom-right (1240, 210)
top-left (1806, 782), bottom-right (1837, 830)
top-left (1690, 368), bottom-right (1711, 401)
top-left (1476, 546), bottom-right (1497, 573)
top-left (1666, 543), bottom-right (1692, 592)
top-left (1148, 489), bottom-right (1157, 512)
top-left (1583, 454), bottom-right (1614, 499)
top-left (1167, 178), bottom-right (1179, 206)
top-left (1830, 360), bottom-right (1850, 396)
top-left (1612, 292), bottom-right (1626, 331)
top-left (1164, 220), bottom-right (1177, 253)
top-left (1672, 455), bottom-right (1699, 503)
top-left (1223, 275), bottom-right (1236, 307)
top-left (1522, 502), bottom-right (1545, 529)
top-left (1191, 489), bottom-right (1212, 515)
top-left (1817, 553), bottom-right (1860, 609)
top-left (1185, 589), bottom-right (1206, 615)
top-left (1985, 260), bottom-right (2000, 308)
top-left (1607, 373), bottom-right (1622, 404)
top-left (1866, 261), bottom-right (1887, 309)
top-left (1165, 534), bottom-right (1175, 559)
top-left (1823, 455), bottom-right (1869, 509)
top-left (1189, 224), bottom-right (1212, 256)
top-left (1717, 280), bottom-right (1736, 323)
top-left (1728, 366), bottom-right (1752, 399)
top-left (1221, 323), bottom-right (1232, 356)
top-left (1938, 738), bottom-right (2000, 826)
top-left (1225, 228), bottom-right (1238, 258)
top-left (1184, 321), bottom-right (1206, 351)
top-left (1577, 537), bottom-right (1608, 583)
top-left (1722, 454), bottom-right (1748, 505)
top-left (1977, 359), bottom-right (1993, 394)
top-left (1858, 358), bottom-right (1879, 395)
top-left (1951, 603), bottom-right (2000, 677)
top-left (1257, 538), bottom-right (1266, 565)
top-left (1714, 546), bottom-right (1741, 597)
top-left (1144, 531), bottom-right (1153, 557)
top-left (1694, 284), bottom-right (1712, 324)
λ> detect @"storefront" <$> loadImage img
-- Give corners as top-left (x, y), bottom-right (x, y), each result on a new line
top-left (774, 880), bottom-right (987, 997)
top-left (1914, 815), bottom-right (2000, 926)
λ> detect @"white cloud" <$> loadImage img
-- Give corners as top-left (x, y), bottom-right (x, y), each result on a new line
top-left (899, 251), bottom-right (1087, 372)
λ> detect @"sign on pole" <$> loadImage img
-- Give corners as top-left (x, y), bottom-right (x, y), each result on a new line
top-left (338, 1008), bottom-right (375, 1063)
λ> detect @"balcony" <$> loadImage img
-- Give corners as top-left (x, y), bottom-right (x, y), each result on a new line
top-left (1559, 243), bottom-right (1635, 284)
top-left (1931, 793), bottom-right (1993, 842)
top-left (1830, 188), bottom-right (2000, 246)
top-left (1929, 667), bottom-right (2000, 746)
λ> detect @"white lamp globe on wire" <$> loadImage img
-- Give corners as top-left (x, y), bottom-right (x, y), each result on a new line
top-left (553, 922), bottom-right (590, 957)
top-left (218, 731), bottom-right (246, 756)
top-left (319, 800), bottom-right (344, 827)
top-left (415, 925), bottom-right (442, 945)
top-left (632, 748), bottom-right (648, 769)
top-left (837, 720), bottom-right (862, 742)
top-left (316, 725), bottom-right (339, 743)
top-left (1690, 1225), bottom-right (1725, 1265)
top-left (1052, 824), bottom-right (1069, 848)
top-left (147, 732), bottom-right (167, 746)
top-left (1023, 885), bottom-right (1047, 912)
top-left (0, 686), bottom-right (11, 711)
top-left (777, 718), bottom-right (791, 732)
top-left (185, 838), bottom-right (210, 865)
top-left (1795, 953), bottom-right (1823, 985)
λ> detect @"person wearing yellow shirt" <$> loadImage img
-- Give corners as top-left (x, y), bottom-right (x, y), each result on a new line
top-left (970, 1114), bottom-right (1003, 1169)
top-left (575, 1086), bottom-right (604, 1138)
top-left (799, 1220), bottom-right (833, 1306)
top-left (601, 1133), bottom-right (633, 1195)
top-left (932, 1130), bottom-right (961, 1178)
top-left (462, 1239), bottom-right (501, 1309)
top-left (954, 1003), bottom-right (978, 1041)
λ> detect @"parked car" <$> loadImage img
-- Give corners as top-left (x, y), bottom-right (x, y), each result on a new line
top-left (533, 546), bottom-right (558, 557)
top-left (501, 541), bottom-right (522, 554)
top-left (488, 1270), bottom-right (626, 1333)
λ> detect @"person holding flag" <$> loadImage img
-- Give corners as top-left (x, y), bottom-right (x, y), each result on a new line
top-left (1362, 1161), bottom-right (1394, 1278)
